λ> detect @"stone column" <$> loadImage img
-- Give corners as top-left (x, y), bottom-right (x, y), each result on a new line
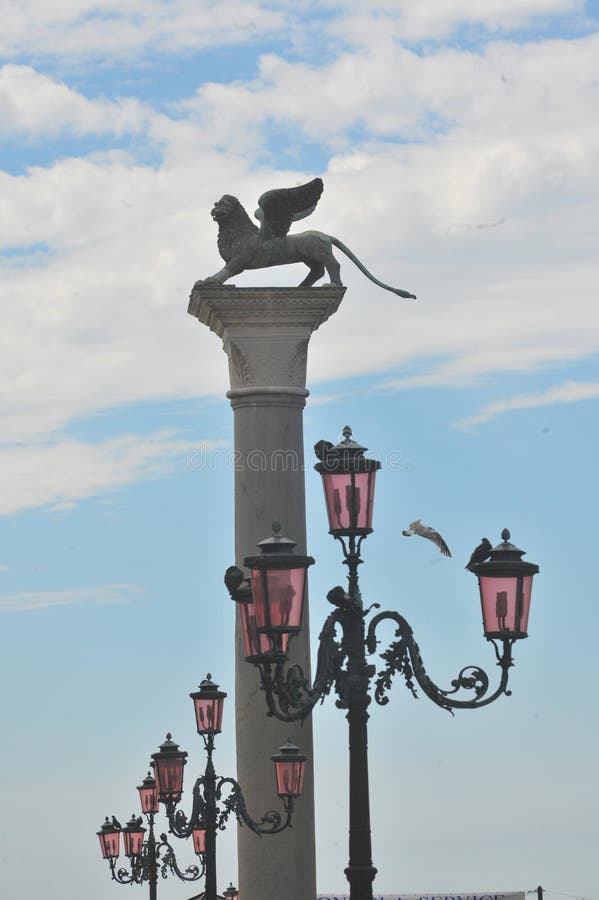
top-left (189, 284), bottom-right (344, 900)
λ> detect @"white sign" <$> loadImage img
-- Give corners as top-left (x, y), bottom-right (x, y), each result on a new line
top-left (317, 893), bottom-right (527, 900)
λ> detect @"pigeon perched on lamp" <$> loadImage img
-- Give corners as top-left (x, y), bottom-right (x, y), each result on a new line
top-left (465, 538), bottom-right (492, 571)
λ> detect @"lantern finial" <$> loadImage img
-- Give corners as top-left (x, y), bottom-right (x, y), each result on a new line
top-left (501, 528), bottom-right (511, 542)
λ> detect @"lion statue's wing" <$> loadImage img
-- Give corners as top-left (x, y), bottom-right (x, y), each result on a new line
top-left (255, 177), bottom-right (324, 239)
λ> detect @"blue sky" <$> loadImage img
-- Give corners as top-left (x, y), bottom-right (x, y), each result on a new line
top-left (1, 1), bottom-right (598, 899)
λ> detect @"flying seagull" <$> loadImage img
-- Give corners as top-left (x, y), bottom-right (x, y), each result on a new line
top-left (465, 538), bottom-right (492, 571)
top-left (402, 520), bottom-right (452, 557)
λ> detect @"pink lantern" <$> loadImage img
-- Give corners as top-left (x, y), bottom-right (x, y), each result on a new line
top-left (315, 427), bottom-right (381, 537)
top-left (192, 825), bottom-right (206, 855)
top-left (97, 817), bottom-right (120, 859)
top-left (151, 733), bottom-right (187, 804)
top-left (122, 815), bottom-right (146, 858)
top-left (470, 529), bottom-right (539, 639)
top-left (271, 739), bottom-right (307, 798)
top-left (190, 674), bottom-right (227, 735)
top-left (244, 523), bottom-right (314, 643)
top-left (137, 771), bottom-right (159, 814)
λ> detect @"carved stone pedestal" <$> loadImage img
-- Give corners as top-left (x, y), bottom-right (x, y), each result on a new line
top-left (189, 284), bottom-right (344, 900)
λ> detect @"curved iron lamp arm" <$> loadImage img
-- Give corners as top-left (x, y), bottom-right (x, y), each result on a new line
top-left (255, 609), bottom-right (347, 723)
top-left (366, 609), bottom-right (514, 714)
top-left (109, 856), bottom-right (143, 885)
top-left (216, 776), bottom-right (293, 835)
top-left (156, 833), bottom-right (203, 882)
top-left (164, 778), bottom-right (208, 839)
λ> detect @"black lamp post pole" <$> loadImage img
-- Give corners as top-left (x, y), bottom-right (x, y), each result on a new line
top-left (202, 734), bottom-right (218, 900)
top-left (345, 624), bottom-right (376, 895)
top-left (341, 541), bottom-right (375, 898)
top-left (146, 814), bottom-right (158, 900)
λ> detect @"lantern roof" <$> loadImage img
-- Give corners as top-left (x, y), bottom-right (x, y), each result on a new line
top-left (97, 816), bottom-right (120, 837)
top-left (245, 522), bottom-right (314, 570)
top-left (138, 771), bottom-right (156, 791)
top-left (155, 732), bottom-right (183, 755)
top-left (470, 528), bottom-right (539, 577)
top-left (123, 814), bottom-right (145, 831)
top-left (256, 520), bottom-right (297, 554)
top-left (190, 673), bottom-right (227, 700)
top-left (271, 737), bottom-right (307, 764)
top-left (314, 426), bottom-right (381, 473)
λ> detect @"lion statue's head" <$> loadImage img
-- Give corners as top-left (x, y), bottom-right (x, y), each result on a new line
top-left (211, 195), bottom-right (245, 223)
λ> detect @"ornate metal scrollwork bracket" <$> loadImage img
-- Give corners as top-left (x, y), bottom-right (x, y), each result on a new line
top-left (255, 608), bottom-right (348, 723)
top-left (157, 835), bottom-right (203, 881)
top-left (216, 777), bottom-right (292, 835)
top-left (366, 609), bottom-right (515, 714)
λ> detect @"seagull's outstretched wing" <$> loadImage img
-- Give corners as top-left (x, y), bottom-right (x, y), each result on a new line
top-left (256, 177), bottom-right (324, 239)
top-left (402, 519), bottom-right (452, 557)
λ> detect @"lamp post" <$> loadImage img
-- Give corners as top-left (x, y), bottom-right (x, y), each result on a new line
top-left (225, 426), bottom-right (540, 900)
top-left (97, 771), bottom-right (202, 900)
top-left (151, 675), bottom-right (306, 900)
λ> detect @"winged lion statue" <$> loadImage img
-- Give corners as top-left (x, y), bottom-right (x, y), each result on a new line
top-left (194, 177), bottom-right (416, 298)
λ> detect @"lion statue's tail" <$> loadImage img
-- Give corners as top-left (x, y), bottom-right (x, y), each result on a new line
top-left (328, 236), bottom-right (416, 299)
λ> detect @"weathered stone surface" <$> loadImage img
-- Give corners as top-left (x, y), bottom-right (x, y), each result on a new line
top-left (189, 284), bottom-right (344, 900)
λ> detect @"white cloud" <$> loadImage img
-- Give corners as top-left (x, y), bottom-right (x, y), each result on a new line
top-left (454, 380), bottom-right (599, 429)
top-left (0, 1), bottom-right (286, 61)
top-left (0, 66), bottom-right (149, 138)
top-left (0, 582), bottom-right (144, 612)
top-left (0, 431), bottom-right (227, 515)
top-left (327, 0), bottom-right (587, 44)
top-left (0, 27), bottom-right (598, 474)
top-left (0, 565), bottom-right (9, 571)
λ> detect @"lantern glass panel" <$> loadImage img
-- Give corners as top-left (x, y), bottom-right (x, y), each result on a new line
top-left (274, 758), bottom-right (305, 798)
top-left (98, 829), bottom-right (120, 860)
top-left (138, 783), bottom-right (158, 814)
top-left (322, 470), bottom-right (376, 533)
top-left (154, 757), bottom-right (185, 802)
top-left (193, 695), bottom-right (224, 735)
top-left (123, 828), bottom-right (145, 858)
top-left (251, 567), bottom-right (306, 632)
top-left (479, 574), bottom-right (533, 637)
top-left (192, 827), bottom-right (206, 855)
top-left (239, 602), bottom-right (288, 657)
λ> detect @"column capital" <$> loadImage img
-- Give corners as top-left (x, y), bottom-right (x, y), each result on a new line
top-left (188, 285), bottom-right (344, 394)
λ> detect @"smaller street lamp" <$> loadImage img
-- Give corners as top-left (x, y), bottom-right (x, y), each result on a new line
top-left (223, 883), bottom-right (239, 900)
top-left (97, 771), bottom-right (202, 900)
top-left (152, 675), bottom-right (305, 900)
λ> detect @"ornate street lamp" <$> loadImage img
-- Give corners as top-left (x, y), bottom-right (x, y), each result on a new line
top-left (97, 773), bottom-right (202, 900)
top-left (152, 674), bottom-right (305, 900)
top-left (225, 426), bottom-right (540, 900)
